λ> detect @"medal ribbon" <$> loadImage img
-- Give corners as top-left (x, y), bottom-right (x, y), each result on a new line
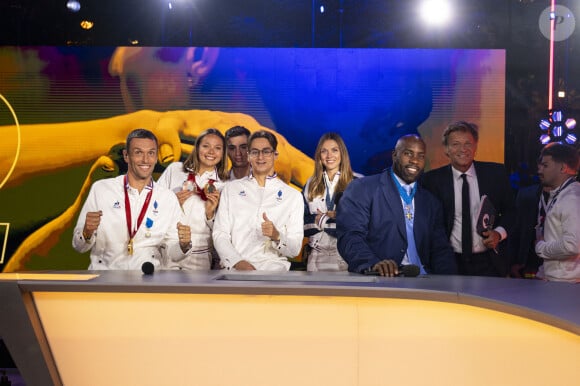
top-left (124, 175), bottom-right (153, 245)
top-left (390, 169), bottom-right (417, 219)
top-left (187, 172), bottom-right (216, 201)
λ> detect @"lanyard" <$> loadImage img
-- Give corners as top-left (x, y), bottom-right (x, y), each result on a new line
top-left (537, 177), bottom-right (575, 226)
top-left (390, 169), bottom-right (417, 205)
top-left (124, 175), bottom-right (153, 255)
top-left (323, 171), bottom-right (341, 211)
top-left (390, 169), bottom-right (417, 221)
top-left (324, 179), bottom-right (334, 211)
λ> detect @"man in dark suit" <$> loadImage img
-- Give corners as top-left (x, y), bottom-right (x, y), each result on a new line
top-left (510, 184), bottom-right (544, 278)
top-left (336, 134), bottom-right (457, 276)
top-left (422, 121), bottom-right (515, 277)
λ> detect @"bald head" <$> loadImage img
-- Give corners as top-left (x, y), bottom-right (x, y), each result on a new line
top-left (395, 134), bottom-right (426, 153)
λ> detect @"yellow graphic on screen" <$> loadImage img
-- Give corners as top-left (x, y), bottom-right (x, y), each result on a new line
top-left (0, 223), bottom-right (9, 265)
top-left (0, 110), bottom-right (314, 272)
top-left (0, 93), bottom-right (20, 266)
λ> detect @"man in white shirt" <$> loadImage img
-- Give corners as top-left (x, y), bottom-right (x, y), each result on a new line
top-left (213, 130), bottom-right (304, 271)
top-left (72, 129), bottom-right (191, 270)
top-left (534, 143), bottom-right (580, 282)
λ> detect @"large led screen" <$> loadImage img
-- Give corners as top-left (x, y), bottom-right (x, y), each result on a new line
top-left (0, 46), bottom-right (505, 271)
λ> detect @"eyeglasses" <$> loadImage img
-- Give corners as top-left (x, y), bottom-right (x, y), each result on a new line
top-left (248, 148), bottom-right (276, 158)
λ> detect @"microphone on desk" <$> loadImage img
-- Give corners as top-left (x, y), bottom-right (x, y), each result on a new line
top-left (398, 264), bottom-right (420, 277)
top-left (141, 261), bottom-right (155, 275)
top-left (363, 264), bottom-right (420, 277)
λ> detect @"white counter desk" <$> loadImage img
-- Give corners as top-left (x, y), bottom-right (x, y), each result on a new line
top-left (1, 271), bottom-right (579, 386)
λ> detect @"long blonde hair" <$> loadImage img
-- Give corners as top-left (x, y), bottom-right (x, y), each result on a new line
top-left (182, 128), bottom-right (229, 180)
top-left (307, 132), bottom-right (354, 201)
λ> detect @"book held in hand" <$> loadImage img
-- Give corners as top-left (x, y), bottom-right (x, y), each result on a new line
top-left (476, 195), bottom-right (496, 236)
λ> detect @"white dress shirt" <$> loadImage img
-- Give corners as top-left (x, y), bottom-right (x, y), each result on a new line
top-left (450, 165), bottom-right (507, 254)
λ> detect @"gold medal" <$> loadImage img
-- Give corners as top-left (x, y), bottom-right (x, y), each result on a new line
top-left (404, 205), bottom-right (413, 221)
top-left (127, 238), bottom-right (134, 255)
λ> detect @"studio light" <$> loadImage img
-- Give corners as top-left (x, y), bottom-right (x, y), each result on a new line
top-left (80, 20), bottom-right (94, 30)
top-left (419, 0), bottom-right (452, 26)
top-left (66, 1), bottom-right (81, 13)
top-left (538, 110), bottom-right (578, 145)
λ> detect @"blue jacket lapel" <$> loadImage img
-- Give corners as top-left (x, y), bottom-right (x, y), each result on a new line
top-left (381, 169), bottom-right (407, 240)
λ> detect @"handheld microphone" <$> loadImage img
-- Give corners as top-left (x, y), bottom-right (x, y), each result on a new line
top-left (397, 264), bottom-right (420, 277)
top-left (363, 264), bottom-right (420, 277)
top-left (141, 261), bottom-right (155, 275)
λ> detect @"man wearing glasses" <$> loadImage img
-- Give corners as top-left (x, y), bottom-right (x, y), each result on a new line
top-left (213, 130), bottom-right (304, 271)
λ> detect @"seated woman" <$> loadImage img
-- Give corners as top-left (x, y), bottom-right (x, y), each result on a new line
top-left (157, 128), bottom-right (228, 270)
top-left (303, 133), bottom-right (355, 271)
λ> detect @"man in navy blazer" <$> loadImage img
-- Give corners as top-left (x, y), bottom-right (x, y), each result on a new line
top-left (509, 184), bottom-right (544, 278)
top-left (336, 135), bottom-right (456, 276)
top-left (421, 121), bottom-right (515, 277)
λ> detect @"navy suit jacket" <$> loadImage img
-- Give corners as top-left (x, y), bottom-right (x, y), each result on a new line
top-left (336, 169), bottom-right (456, 274)
top-left (421, 161), bottom-right (515, 275)
top-left (510, 184), bottom-right (542, 271)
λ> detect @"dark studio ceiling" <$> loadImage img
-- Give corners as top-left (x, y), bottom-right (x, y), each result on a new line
top-left (0, 0), bottom-right (568, 49)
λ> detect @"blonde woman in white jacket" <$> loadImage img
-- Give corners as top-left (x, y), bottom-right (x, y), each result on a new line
top-left (302, 133), bottom-right (355, 271)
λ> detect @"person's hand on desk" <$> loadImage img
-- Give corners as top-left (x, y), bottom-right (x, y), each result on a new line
top-left (234, 260), bottom-right (256, 271)
top-left (371, 259), bottom-right (399, 277)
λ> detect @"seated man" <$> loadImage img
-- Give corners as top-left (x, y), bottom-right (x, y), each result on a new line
top-left (534, 143), bottom-right (580, 282)
top-left (337, 134), bottom-right (456, 276)
top-left (72, 129), bottom-right (190, 270)
top-left (213, 130), bottom-right (304, 271)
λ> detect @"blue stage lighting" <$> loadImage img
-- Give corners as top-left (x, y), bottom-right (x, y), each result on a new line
top-left (538, 110), bottom-right (578, 145)
top-left (540, 134), bottom-right (551, 145)
top-left (565, 133), bottom-right (577, 144)
top-left (539, 119), bottom-right (551, 131)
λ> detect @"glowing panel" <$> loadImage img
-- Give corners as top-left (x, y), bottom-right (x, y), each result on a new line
top-left (32, 292), bottom-right (580, 386)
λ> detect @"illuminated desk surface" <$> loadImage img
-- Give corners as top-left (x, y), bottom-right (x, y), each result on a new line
top-left (1, 271), bottom-right (579, 386)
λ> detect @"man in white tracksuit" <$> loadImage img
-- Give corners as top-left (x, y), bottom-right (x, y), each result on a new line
top-left (213, 130), bottom-right (304, 271)
top-left (534, 143), bottom-right (580, 282)
top-left (72, 128), bottom-right (190, 270)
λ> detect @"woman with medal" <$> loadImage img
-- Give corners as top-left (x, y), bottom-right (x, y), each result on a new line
top-left (302, 133), bottom-right (355, 271)
top-left (157, 128), bottom-right (228, 270)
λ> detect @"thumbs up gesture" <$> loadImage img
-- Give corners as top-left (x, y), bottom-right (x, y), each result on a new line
top-left (261, 212), bottom-right (280, 241)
